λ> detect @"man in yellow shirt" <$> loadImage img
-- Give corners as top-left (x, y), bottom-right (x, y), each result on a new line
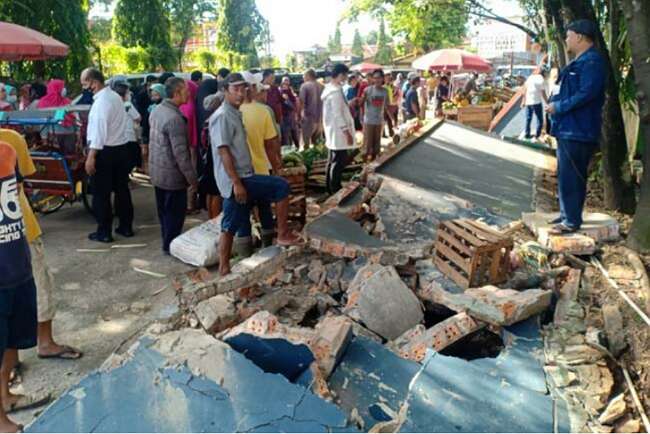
top-left (235, 72), bottom-right (283, 256)
top-left (0, 129), bottom-right (82, 363)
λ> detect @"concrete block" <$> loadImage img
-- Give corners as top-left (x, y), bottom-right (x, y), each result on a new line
top-left (193, 294), bottom-right (238, 333)
top-left (344, 264), bottom-right (424, 340)
top-left (602, 305), bottom-right (626, 357)
top-left (554, 268), bottom-right (582, 325)
top-left (547, 233), bottom-right (597, 255)
top-left (424, 283), bottom-right (552, 326)
top-left (523, 212), bottom-right (620, 246)
top-left (396, 313), bottom-right (485, 363)
top-left (598, 394), bottom-right (626, 425)
top-left (312, 315), bottom-right (353, 378)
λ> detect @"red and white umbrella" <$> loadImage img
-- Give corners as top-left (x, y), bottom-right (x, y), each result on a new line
top-left (0, 21), bottom-right (69, 61)
top-left (412, 49), bottom-right (491, 72)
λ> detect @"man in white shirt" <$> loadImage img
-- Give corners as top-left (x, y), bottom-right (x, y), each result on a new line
top-left (81, 68), bottom-right (134, 243)
top-left (521, 67), bottom-right (548, 140)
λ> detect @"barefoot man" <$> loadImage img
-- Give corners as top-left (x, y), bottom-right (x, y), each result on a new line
top-left (209, 73), bottom-right (301, 275)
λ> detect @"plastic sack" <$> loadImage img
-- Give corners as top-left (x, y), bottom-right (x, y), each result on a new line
top-left (170, 217), bottom-right (221, 267)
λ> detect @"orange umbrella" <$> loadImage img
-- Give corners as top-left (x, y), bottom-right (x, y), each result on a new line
top-left (0, 21), bottom-right (69, 61)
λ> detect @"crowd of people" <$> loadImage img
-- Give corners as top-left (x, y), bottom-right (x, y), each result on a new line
top-left (0, 18), bottom-right (607, 429)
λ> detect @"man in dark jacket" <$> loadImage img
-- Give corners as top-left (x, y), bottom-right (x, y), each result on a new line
top-left (546, 19), bottom-right (606, 234)
top-left (134, 75), bottom-right (157, 145)
top-left (148, 77), bottom-right (198, 253)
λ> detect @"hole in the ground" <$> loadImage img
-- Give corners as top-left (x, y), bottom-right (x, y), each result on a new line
top-left (440, 328), bottom-right (504, 360)
top-left (298, 303), bottom-right (321, 328)
top-left (422, 301), bottom-right (457, 328)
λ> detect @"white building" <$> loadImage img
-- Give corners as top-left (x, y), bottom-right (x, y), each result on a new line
top-left (470, 17), bottom-right (534, 65)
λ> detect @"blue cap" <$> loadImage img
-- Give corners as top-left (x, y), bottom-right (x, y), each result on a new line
top-left (566, 19), bottom-right (597, 39)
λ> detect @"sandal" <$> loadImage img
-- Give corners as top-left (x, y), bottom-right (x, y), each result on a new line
top-left (4, 392), bottom-right (51, 413)
top-left (548, 223), bottom-right (578, 235)
top-left (38, 345), bottom-right (83, 360)
top-left (8, 362), bottom-right (23, 387)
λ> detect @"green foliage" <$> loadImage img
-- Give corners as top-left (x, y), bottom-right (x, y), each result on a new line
top-left (97, 43), bottom-right (150, 76)
top-left (366, 30), bottom-right (378, 45)
top-left (329, 24), bottom-right (343, 53)
top-left (216, 0), bottom-right (270, 69)
top-left (352, 29), bottom-right (364, 57)
top-left (260, 55), bottom-right (281, 69)
top-left (285, 54), bottom-right (298, 71)
top-left (193, 49), bottom-right (217, 72)
top-left (89, 17), bottom-right (112, 45)
top-left (162, 0), bottom-right (217, 68)
top-left (375, 16), bottom-right (393, 64)
top-left (113, 0), bottom-right (175, 70)
top-left (345, 0), bottom-right (468, 52)
top-left (0, 0), bottom-right (92, 84)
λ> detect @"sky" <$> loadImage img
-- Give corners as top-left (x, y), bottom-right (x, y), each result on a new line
top-left (90, 0), bottom-right (524, 60)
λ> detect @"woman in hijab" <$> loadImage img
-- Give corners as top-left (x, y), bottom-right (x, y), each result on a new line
top-left (180, 79), bottom-right (199, 213)
top-left (0, 83), bottom-right (16, 111)
top-left (28, 82), bottom-right (48, 109)
top-left (38, 79), bottom-right (77, 152)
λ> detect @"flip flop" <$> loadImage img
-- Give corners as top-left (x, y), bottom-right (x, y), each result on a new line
top-left (546, 216), bottom-right (563, 225)
top-left (9, 362), bottom-right (23, 387)
top-left (4, 392), bottom-right (51, 413)
top-left (38, 345), bottom-right (83, 360)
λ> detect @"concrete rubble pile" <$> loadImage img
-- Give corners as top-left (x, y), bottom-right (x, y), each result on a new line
top-left (28, 121), bottom-right (642, 433)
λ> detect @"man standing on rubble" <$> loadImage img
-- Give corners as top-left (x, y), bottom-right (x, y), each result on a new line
top-left (545, 20), bottom-right (606, 234)
top-left (210, 73), bottom-right (301, 276)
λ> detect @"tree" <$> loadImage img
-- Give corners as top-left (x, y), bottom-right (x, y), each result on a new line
top-left (345, 0), bottom-right (468, 52)
top-left (0, 0), bottom-right (91, 84)
top-left (216, 0), bottom-right (270, 69)
top-left (113, 0), bottom-right (175, 70)
top-left (622, 0), bottom-right (650, 252)
top-left (193, 49), bottom-right (217, 72)
top-left (163, 0), bottom-right (218, 69)
top-left (329, 24), bottom-right (343, 54)
top-left (285, 54), bottom-right (298, 71)
top-left (366, 30), bottom-right (378, 45)
top-left (352, 29), bottom-right (365, 57)
top-left (89, 17), bottom-right (112, 45)
top-left (375, 16), bottom-right (392, 64)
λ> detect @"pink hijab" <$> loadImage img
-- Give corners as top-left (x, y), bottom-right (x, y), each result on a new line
top-left (38, 79), bottom-right (74, 127)
top-left (180, 80), bottom-right (198, 148)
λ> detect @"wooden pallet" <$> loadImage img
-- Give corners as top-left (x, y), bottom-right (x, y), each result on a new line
top-left (433, 219), bottom-right (513, 288)
top-left (457, 106), bottom-right (494, 131)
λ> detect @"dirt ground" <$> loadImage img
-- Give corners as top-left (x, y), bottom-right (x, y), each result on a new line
top-left (12, 182), bottom-right (199, 426)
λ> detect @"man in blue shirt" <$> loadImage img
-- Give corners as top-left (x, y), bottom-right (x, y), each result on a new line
top-left (546, 20), bottom-right (606, 234)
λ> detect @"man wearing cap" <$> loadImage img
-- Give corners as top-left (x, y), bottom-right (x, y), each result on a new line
top-left (234, 71), bottom-right (283, 256)
top-left (210, 73), bottom-right (301, 276)
top-left (545, 19), bottom-right (606, 234)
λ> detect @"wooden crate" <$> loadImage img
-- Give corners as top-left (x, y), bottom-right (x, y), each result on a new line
top-left (457, 106), bottom-right (494, 131)
top-left (279, 165), bottom-right (307, 226)
top-left (433, 219), bottom-right (513, 289)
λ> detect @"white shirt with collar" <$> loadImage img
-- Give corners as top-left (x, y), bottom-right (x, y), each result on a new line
top-left (87, 87), bottom-right (128, 150)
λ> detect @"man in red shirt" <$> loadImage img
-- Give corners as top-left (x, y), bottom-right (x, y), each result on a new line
top-left (263, 70), bottom-right (283, 128)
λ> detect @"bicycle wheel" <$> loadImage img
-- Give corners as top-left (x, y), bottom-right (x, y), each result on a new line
top-left (81, 176), bottom-right (94, 216)
top-left (32, 194), bottom-right (66, 215)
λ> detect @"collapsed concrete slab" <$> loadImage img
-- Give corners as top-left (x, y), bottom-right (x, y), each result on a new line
top-left (304, 210), bottom-right (392, 259)
top-left (311, 315), bottom-right (353, 378)
top-left (344, 264), bottom-right (424, 340)
top-left (399, 316), bottom-right (569, 433)
top-left (27, 330), bottom-right (353, 432)
top-left (419, 282), bottom-right (552, 326)
top-left (522, 212), bottom-right (620, 250)
top-left (370, 177), bottom-right (507, 255)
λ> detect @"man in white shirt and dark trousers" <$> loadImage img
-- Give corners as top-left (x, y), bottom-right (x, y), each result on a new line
top-left (521, 67), bottom-right (548, 140)
top-left (81, 68), bottom-right (134, 243)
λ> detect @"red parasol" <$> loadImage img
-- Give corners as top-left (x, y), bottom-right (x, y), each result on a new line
top-left (412, 49), bottom-right (491, 73)
top-left (350, 62), bottom-right (384, 74)
top-left (0, 21), bottom-right (69, 61)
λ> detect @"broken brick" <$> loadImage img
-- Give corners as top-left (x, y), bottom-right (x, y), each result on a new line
top-left (395, 312), bottom-right (485, 362)
top-left (547, 233), bottom-right (596, 255)
top-left (193, 294), bottom-right (238, 333)
top-left (420, 283), bottom-right (552, 326)
top-left (312, 315), bottom-right (353, 378)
